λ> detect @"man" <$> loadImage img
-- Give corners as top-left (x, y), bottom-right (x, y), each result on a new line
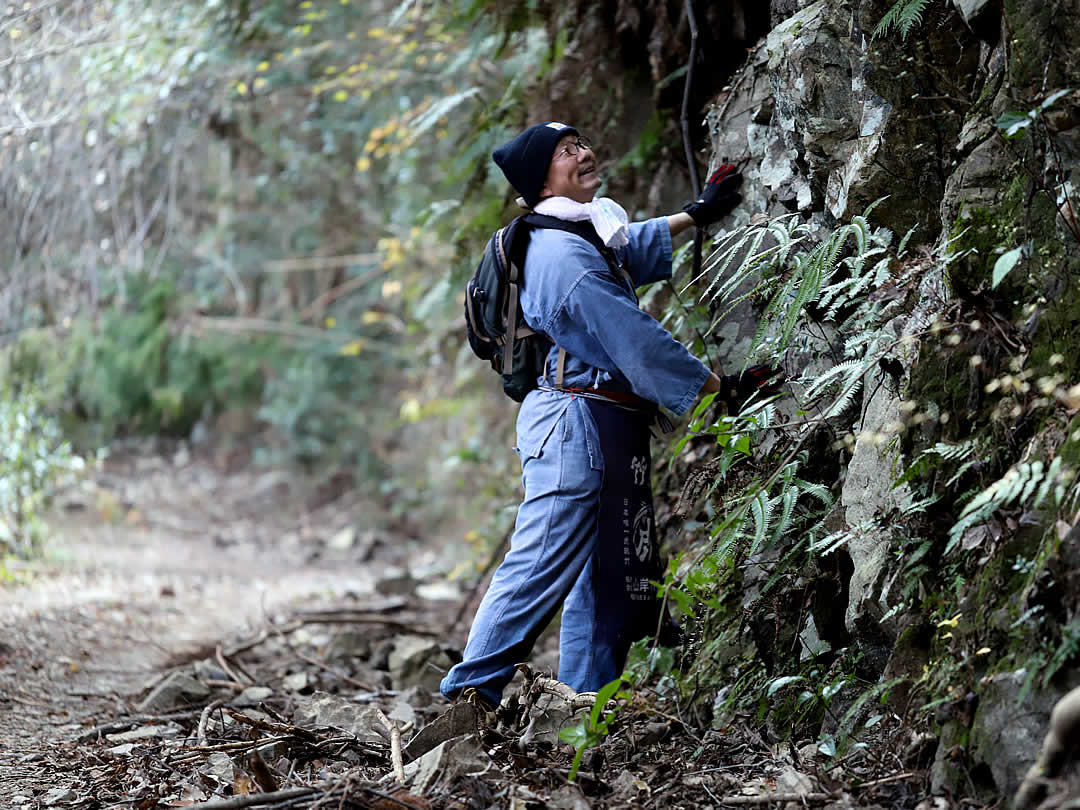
top-left (441, 121), bottom-right (752, 710)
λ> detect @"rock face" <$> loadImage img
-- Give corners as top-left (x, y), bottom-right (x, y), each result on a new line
top-left (700, 0), bottom-right (1080, 793)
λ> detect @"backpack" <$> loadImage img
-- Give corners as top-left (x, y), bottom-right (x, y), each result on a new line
top-left (464, 213), bottom-right (626, 402)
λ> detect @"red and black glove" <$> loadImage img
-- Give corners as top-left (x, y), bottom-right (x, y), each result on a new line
top-left (682, 163), bottom-right (744, 227)
top-left (717, 365), bottom-right (785, 411)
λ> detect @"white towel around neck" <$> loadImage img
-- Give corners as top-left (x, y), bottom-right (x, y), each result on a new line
top-left (532, 196), bottom-right (630, 249)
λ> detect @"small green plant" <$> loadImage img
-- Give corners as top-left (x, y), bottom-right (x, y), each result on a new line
top-left (0, 385), bottom-right (89, 559)
top-left (558, 640), bottom-right (677, 781)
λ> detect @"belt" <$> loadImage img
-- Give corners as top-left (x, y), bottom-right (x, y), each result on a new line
top-left (536, 385), bottom-right (674, 433)
top-left (563, 387), bottom-right (654, 410)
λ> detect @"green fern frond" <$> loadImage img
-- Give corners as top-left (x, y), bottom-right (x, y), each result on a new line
top-left (873, 0), bottom-right (933, 41)
top-left (947, 461), bottom-right (1048, 551)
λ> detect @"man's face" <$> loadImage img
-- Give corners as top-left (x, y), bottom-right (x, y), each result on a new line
top-left (540, 134), bottom-right (601, 204)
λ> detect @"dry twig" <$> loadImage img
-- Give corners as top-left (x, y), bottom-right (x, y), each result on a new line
top-left (717, 793), bottom-right (836, 806)
top-left (375, 708), bottom-right (406, 785)
top-left (198, 698), bottom-right (227, 747)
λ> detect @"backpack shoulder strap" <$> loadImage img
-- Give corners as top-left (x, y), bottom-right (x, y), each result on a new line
top-left (521, 213), bottom-right (633, 288)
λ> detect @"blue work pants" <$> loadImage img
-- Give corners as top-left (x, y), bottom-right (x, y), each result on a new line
top-left (440, 395), bottom-right (660, 706)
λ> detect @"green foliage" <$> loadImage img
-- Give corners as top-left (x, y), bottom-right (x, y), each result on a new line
top-left (559, 639), bottom-right (678, 781)
top-left (948, 457), bottom-right (1071, 552)
top-left (0, 385), bottom-right (88, 559)
top-left (256, 343), bottom-right (381, 473)
top-left (79, 277), bottom-right (265, 437)
top-left (873, 0), bottom-right (935, 41)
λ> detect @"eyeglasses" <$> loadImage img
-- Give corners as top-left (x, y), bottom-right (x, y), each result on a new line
top-left (554, 136), bottom-right (593, 159)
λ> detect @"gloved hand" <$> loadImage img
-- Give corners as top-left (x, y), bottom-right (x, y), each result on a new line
top-left (716, 365), bottom-right (785, 411)
top-left (682, 163), bottom-right (744, 227)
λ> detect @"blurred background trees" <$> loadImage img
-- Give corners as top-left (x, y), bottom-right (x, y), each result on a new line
top-left (0, 0), bottom-right (713, 555)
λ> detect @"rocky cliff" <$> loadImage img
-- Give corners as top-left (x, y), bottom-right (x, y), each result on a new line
top-left (689, 0), bottom-right (1080, 802)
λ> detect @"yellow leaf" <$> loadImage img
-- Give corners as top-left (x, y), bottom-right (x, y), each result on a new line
top-left (976, 647), bottom-right (991, 656)
top-left (368, 27), bottom-right (385, 38)
top-left (941, 632), bottom-right (954, 640)
top-left (347, 31), bottom-right (356, 39)
top-left (400, 398), bottom-right (422, 423)
top-left (9, 28), bottom-right (21, 39)
top-left (355, 157), bottom-right (371, 171)
top-left (333, 90), bottom-right (348, 101)
top-left (324, 316), bottom-right (337, 328)
top-left (936, 613), bottom-right (962, 629)
top-left (257, 61), bottom-right (270, 71)
top-left (382, 280), bottom-right (403, 297)
top-left (253, 78), bottom-right (267, 90)
top-left (299, 0), bottom-right (312, 6)
top-left (339, 340), bottom-right (366, 356)
top-left (325, 65), bottom-right (338, 74)
top-left (235, 82), bottom-right (249, 95)
top-left (362, 311), bottom-right (385, 325)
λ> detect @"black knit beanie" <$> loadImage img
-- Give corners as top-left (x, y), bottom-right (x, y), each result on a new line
top-left (493, 122), bottom-right (579, 208)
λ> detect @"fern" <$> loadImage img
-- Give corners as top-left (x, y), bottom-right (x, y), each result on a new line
top-left (873, 0), bottom-right (933, 41)
top-left (947, 458), bottom-right (1071, 552)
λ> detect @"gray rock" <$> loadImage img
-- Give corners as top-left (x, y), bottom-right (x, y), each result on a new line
top-left (327, 526), bottom-right (356, 550)
top-left (776, 765), bottom-right (815, 794)
top-left (403, 702), bottom-right (477, 761)
top-left (281, 672), bottom-right (309, 692)
top-left (840, 341), bottom-right (914, 638)
top-left (233, 686), bottom-right (273, 707)
top-left (970, 669), bottom-right (1060, 799)
top-left (105, 723), bottom-right (182, 743)
top-left (43, 788), bottom-right (76, 806)
top-left (799, 615), bottom-right (830, 660)
top-left (952, 0), bottom-right (994, 24)
top-left (136, 672), bottom-right (210, 712)
top-left (323, 629), bottom-right (372, 663)
top-left (416, 581), bottom-right (462, 602)
top-left (520, 693), bottom-right (588, 747)
top-left (375, 566), bottom-right (417, 596)
top-left (387, 635), bottom-right (454, 691)
top-left (203, 752), bottom-right (235, 787)
top-left (389, 700), bottom-right (417, 728)
top-left (403, 734), bottom-right (489, 793)
top-left (292, 691), bottom-right (387, 745)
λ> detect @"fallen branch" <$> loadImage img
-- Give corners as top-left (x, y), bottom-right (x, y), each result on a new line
top-left (376, 708), bottom-right (406, 784)
top-left (225, 708), bottom-right (319, 742)
top-left (718, 792), bottom-right (836, 805)
top-left (198, 699), bottom-right (227, 747)
top-left (190, 785), bottom-right (319, 809)
top-left (74, 708), bottom-right (205, 742)
top-left (216, 643), bottom-right (254, 686)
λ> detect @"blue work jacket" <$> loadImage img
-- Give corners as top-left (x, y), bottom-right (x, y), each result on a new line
top-left (514, 216), bottom-right (711, 461)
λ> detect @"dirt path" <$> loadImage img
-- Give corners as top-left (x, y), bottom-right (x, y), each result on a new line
top-left (0, 444), bottom-right (440, 800)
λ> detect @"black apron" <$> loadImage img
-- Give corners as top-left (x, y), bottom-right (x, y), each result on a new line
top-left (584, 397), bottom-right (662, 672)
